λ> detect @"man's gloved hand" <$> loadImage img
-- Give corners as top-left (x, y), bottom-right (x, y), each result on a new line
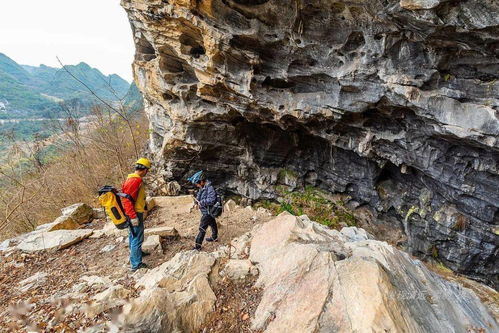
top-left (130, 218), bottom-right (139, 227)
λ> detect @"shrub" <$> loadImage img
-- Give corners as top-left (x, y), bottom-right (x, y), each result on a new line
top-left (0, 106), bottom-right (148, 240)
top-left (256, 186), bottom-right (358, 229)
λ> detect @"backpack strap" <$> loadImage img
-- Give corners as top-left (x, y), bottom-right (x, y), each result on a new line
top-left (117, 192), bottom-right (135, 204)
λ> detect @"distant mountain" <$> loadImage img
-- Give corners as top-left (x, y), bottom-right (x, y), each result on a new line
top-left (0, 53), bottom-right (133, 119)
top-left (123, 82), bottom-right (144, 112)
top-left (0, 54), bottom-right (58, 118)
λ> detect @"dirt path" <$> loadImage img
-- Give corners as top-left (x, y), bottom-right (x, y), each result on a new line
top-left (0, 196), bottom-right (273, 332)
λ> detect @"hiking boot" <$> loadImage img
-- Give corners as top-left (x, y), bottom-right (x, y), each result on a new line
top-left (193, 245), bottom-right (201, 251)
top-left (130, 262), bottom-right (148, 272)
top-left (142, 251), bottom-right (151, 256)
top-left (206, 237), bottom-right (218, 242)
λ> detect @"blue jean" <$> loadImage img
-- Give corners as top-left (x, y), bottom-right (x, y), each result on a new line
top-left (129, 212), bottom-right (144, 269)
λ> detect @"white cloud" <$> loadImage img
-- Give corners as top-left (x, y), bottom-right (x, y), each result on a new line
top-left (0, 0), bottom-right (135, 81)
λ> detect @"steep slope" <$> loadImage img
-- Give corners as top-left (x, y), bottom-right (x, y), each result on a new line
top-left (0, 53), bottom-right (32, 84)
top-left (0, 54), bottom-right (59, 117)
top-left (122, 0), bottom-right (499, 288)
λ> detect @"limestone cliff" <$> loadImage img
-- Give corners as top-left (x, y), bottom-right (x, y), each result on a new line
top-left (122, 0), bottom-right (499, 288)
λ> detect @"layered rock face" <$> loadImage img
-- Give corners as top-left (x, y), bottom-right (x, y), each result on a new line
top-left (122, 0), bottom-right (499, 287)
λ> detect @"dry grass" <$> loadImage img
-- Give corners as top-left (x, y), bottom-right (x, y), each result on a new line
top-left (0, 106), bottom-right (149, 240)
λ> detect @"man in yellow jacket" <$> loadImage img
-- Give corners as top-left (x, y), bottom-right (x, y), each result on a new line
top-left (122, 158), bottom-right (151, 272)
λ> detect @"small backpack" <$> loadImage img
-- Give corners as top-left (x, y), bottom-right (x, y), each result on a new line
top-left (209, 188), bottom-right (224, 218)
top-left (98, 185), bottom-right (134, 229)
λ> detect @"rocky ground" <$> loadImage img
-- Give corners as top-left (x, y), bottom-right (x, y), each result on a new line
top-left (0, 196), bottom-right (273, 332)
top-left (0, 196), bottom-right (497, 332)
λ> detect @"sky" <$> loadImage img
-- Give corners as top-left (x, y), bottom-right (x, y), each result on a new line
top-left (0, 0), bottom-right (135, 82)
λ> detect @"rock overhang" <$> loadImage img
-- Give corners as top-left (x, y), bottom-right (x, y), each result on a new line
top-left (122, 0), bottom-right (499, 288)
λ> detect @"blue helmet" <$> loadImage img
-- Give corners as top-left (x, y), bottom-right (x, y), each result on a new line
top-left (187, 170), bottom-right (205, 184)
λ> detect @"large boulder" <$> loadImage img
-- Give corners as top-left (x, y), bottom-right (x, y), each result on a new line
top-left (17, 229), bottom-right (93, 252)
top-left (61, 203), bottom-right (93, 224)
top-left (46, 216), bottom-right (80, 232)
top-left (249, 215), bottom-right (498, 332)
top-left (116, 251), bottom-right (217, 332)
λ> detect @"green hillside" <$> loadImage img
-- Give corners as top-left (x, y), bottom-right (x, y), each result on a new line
top-left (0, 53), bottom-right (32, 84)
top-left (0, 53), bottom-right (132, 119)
top-left (25, 62), bottom-right (130, 102)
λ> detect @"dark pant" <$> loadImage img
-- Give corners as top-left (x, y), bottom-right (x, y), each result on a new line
top-left (195, 214), bottom-right (218, 247)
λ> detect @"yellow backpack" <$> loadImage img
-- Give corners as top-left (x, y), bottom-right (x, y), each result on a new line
top-left (98, 185), bottom-right (133, 229)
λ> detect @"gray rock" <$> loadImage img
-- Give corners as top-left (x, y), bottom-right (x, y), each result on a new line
top-left (142, 235), bottom-right (161, 252)
top-left (85, 285), bottom-right (130, 318)
top-left (220, 259), bottom-right (258, 281)
top-left (92, 208), bottom-right (106, 220)
top-left (223, 199), bottom-right (237, 213)
top-left (123, 0), bottom-right (499, 288)
top-left (340, 226), bottom-right (372, 242)
top-left (0, 239), bottom-right (11, 251)
top-left (100, 244), bottom-right (116, 253)
top-left (40, 215), bottom-right (80, 232)
top-left (17, 272), bottom-right (48, 292)
top-left (17, 229), bottom-right (93, 252)
top-left (80, 275), bottom-right (111, 287)
top-left (144, 226), bottom-right (178, 238)
top-left (61, 203), bottom-right (93, 224)
top-left (116, 251), bottom-right (218, 332)
top-left (162, 181), bottom-right (181, 196)
top-left (249, 214), bottom-right (498, 332)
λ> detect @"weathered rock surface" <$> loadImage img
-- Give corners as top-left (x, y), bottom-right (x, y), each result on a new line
top-left (92, 208), bottom-right (106, 220)
top-left (116, 251), bottom-right (217, 332)
top-left (249, 214), bottom-right (498, 332)
top-left (87, 213), bottom-right (497, 332)
top-left (123, 0), bottom-right (499, 287)
top-left (61, 203), bottom-right (93, 224)
top-left (99, 244), bottom-right (116, 253)
top-left (164, 180), bottom-right (181, 196)
top-left (220, 259), bottom-right (258, 281)
top-left (46, 215), bottom-right (80, 232)
top-left (224, 199), bottom-right (237, 212)
top-left (144, 226), bottom-right (178, 238)
top-left (17, 272), bottom-right (48, 293)
top-left (85, 285), bottom-right (130, 318)
top-left (142, 235), bottom-right (161, 252)
top-left (17, 229), bottom-right (93, 252)
top-left (0, 239), bottom-right (11, 251)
